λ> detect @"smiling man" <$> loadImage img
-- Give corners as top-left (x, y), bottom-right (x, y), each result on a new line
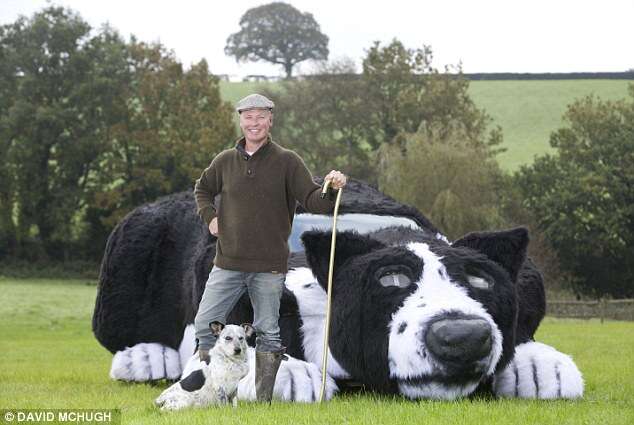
top-left (193, 93), bottom-right (346, 403)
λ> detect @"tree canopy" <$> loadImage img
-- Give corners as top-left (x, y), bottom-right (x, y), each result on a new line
top-left (225, 2), bottom-right (328, 78)
top-left (0, 6), bottom-right (235, 261)
top-left (266, 40), bottom-right (501, 183)
top-left (0, 7), bottom-right (127, 259)
top-left (515, 87), bottom-right (634, 298)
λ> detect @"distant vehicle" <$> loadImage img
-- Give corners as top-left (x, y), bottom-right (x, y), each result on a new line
top-left (242, 74), bottom-right (270, 82)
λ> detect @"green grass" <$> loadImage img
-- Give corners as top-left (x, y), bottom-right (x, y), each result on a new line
top-left (1, 277), bottom-right (633, 424)
top-left (219, 81), bottom-right (277, 106)
top-left (219, 80), bottom-right (631, 172)
top-left (469, 80), bottom-right (631, 170)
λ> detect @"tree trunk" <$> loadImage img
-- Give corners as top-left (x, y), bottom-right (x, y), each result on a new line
top-left (0, 200), bottom-right (17, 258)
top-left (284, 62), bottom-right (293, 79)
top-left (32, 144), bottom-right (54, 260)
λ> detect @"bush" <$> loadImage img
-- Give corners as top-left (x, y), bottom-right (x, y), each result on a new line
top-left (0, 258), bottom-right (99, 280)
top-left (378, 128), bottom-right (506, 240)
top-left (514, 86), bottom-right (634, 298)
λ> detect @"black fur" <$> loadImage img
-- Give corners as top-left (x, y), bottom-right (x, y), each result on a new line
top-left (93, 177), bottom-right (546, 398)
top-left (93, 192), bottom-right (207, 352)
top-left (302, 230), bottom-right (425, 392)
top-left (92, 177), bottom-right (440, 355)
top-left (300, 227), bottom-right (543, 392)
top-left (452, 227), bottom-right (529, 283)
top-left (179, 369), bottom-right (205, 392)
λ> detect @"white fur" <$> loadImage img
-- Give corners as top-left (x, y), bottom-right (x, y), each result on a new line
top-left (180, 347), bottom-right (338, 403)
top-left (399, 381), bottom-right (480, 400)
top-left (435, 232), bottom-right (450, 244)
top-left (178, 324), bottom-right (196, 372)
top-left (387, 242), bottom-right (503, 399)
top-left (181, 353), bottom-right (204, 380)
top-left (493, 341), bottom-right (584, 399)
top-left (110, 343), bottom-right (181, 381)
top-left (284, 267), bottom-right (351, 379)
top-left (155, 325), bottom-right (250, 410)
top-left (110, 325), bottom-right (195, 382)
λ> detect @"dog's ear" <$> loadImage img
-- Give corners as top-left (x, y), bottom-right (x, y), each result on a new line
top-left (209, 321), bottom-right (225, 336)
top-left (302, 230), bottom-right (385, 289)
top-left (452, 226), bottom-right (529, 282)
top-left (240, 323), bottom-right (255, 338)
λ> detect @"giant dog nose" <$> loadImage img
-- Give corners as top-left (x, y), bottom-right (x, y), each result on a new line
top-left (425, 317), bottom-right (492, 362)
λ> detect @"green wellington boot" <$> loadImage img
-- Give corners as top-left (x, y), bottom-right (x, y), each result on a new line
top-left (255, 348), bottom-right (286, 403)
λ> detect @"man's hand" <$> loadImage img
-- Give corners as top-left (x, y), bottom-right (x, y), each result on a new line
top-left (208, 217), bottom-right (218, 236)
top-left (324, 170), bottom-right (347, 190)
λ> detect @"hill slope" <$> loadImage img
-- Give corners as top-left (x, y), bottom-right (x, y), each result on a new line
top-left (219, 80), bottom-right (631, 171)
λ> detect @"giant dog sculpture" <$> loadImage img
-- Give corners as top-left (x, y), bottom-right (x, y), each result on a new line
top-left (93, 178), bottom-right (583, 400)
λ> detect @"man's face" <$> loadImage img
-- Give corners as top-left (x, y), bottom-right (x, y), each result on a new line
top-left (239, 108), bottom-right (272, 145)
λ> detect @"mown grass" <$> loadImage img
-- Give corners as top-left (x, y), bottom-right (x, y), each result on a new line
top-left (1, 277), bottom-right (632, 424)
top-left (219, 79), bottom-right (631, 172)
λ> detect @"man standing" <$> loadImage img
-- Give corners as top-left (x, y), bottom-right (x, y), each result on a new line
top-left (193, 93), bottom-right (347, 402)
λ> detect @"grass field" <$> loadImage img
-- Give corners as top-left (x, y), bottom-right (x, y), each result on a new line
top-left (219, 79), bottom-right (631, 171)
top-left (1, 277), bottom-right (632, 425)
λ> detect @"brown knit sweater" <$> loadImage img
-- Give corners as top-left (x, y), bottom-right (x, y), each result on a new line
top-left (194, 137), bottom-right (335, 273)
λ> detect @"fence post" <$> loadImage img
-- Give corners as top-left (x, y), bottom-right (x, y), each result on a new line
top-left (599, 298), bottom-right (606, 324)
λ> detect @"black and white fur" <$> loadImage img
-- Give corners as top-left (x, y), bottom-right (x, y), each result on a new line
top-left (296, 227), bottom-right (583, 399)
top-left (94, 178), bottom-right (583, 401)
top-left (155, 323), bottom-right (252, 410)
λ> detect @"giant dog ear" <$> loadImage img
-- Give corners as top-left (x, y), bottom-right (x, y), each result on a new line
top-left (302, 230), bottom-right (385, 289)
top-left (452, 227), bottom-right (529, 282)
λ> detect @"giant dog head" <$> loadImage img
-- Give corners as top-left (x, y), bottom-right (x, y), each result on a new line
top-left (300, 226), bottom-right (528, 399)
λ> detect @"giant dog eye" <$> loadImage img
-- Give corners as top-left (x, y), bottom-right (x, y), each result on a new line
top-left (467, 275), bottom-right (493, 290)
top-left (375, 265), bottom-right (413, 288)
top-left (464, 265), bottom-right (494, 290)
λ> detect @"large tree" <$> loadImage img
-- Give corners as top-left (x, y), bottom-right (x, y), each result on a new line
top-left (0, 6), bottom-right (236, 262)
top-left (515, 87), bottom-right (634, 298)
top-left (0, 6), bottom-right (129, 260)
top-left (225, 2), bottom-right (328, 78)
top-left (362, 40), bottom-right (501, 154)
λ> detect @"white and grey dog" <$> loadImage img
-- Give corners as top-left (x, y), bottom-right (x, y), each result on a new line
top-left (155, 322), bottom-right (253, 411)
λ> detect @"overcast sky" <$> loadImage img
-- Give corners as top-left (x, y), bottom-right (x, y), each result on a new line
top-left (2, 0), bottom-right (633, 78)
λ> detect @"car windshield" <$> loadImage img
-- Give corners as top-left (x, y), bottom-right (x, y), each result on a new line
top-left (288, 213), bottom-right (421, 253)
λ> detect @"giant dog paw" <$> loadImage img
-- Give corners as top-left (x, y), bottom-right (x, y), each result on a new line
top-left (237, 348), bottom-right (338, 402)
top-left (110, 343), bottom-right (182, 381)
top-left (493, 341), bottom-right (583, 399)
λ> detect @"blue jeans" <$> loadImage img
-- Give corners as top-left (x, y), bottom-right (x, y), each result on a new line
top-left (194, 265), bottom-right (285, 352)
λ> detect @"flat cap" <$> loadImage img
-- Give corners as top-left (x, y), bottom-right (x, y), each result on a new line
top-left (235, 94), bottom-right (275, 113)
